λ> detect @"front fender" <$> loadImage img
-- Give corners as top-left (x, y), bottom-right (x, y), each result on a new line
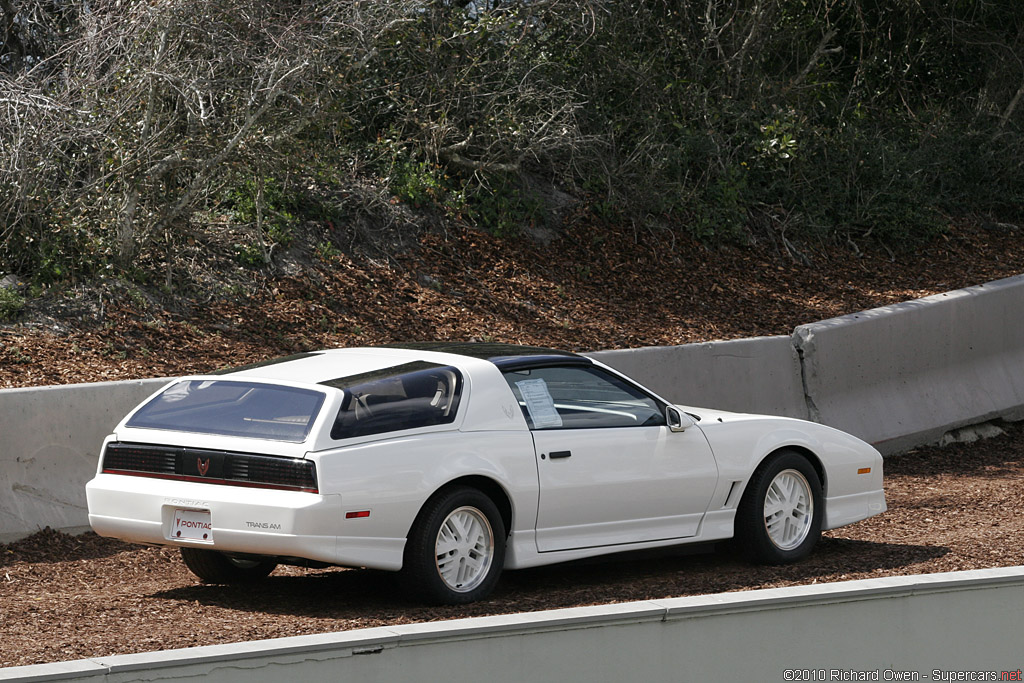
top-left (696, 415), bottom-right (883, 511)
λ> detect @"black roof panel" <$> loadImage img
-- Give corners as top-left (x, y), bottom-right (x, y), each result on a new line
top-left (380, 342), bottom-right (590, 370)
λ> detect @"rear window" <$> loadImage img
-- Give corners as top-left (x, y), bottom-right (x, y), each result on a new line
top-left (126, 380), bottom-right (326, 442)
top-left (322, 362), bottom-right (463, 440)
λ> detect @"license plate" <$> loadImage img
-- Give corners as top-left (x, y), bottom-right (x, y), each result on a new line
top-left (171, 508), bottom-right (213, 543)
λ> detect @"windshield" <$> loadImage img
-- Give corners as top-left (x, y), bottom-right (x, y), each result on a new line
top-left (126, 380), bottom-right (326, 442)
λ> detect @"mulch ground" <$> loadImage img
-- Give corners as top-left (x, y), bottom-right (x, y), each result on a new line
top-left (3, 220), bottom-right (1024, 388)
top-left (3, 420), bottom-right (1024, 668)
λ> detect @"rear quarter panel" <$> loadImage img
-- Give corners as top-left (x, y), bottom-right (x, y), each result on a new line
top-left (312, 429), bottom-right (538, 542)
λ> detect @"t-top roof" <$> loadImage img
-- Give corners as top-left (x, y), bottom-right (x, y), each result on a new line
top-left (213, 343), bottom-right (590, 383)
top-left (380, 342), bottom-right (589, 370)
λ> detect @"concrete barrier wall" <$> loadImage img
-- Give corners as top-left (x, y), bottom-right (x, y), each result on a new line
top-left (3, 566), bottom-right (1023, 682)
top-left (795, 274), bottom-right (1024, 454)
top-left (0, 379), bottom-right (167, 542)
top-left (588, 335), bottom-right (809, 420)
top-left (2, 273), bottom-right (1024, 539)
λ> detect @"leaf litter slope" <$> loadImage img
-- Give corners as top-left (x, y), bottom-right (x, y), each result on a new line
top-left (3, 421), bottom-right (1024, 668)
top-left (2, 220), bottom-right (1024, 387)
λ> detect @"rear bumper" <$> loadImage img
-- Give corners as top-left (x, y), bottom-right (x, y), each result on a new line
top-left (86, 473), bottom-right (402, 569)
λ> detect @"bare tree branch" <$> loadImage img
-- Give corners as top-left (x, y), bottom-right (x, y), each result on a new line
top-left (788, 28), bottom-right (840, 91)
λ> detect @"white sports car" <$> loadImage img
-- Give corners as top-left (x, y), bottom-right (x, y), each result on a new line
top-left (86, 343), bottom-right (886, 604)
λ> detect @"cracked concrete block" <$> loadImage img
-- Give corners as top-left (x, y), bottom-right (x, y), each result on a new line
top-left (793, 274), bottom-right (1024, 454)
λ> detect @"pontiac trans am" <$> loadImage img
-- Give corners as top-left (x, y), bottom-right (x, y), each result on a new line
top-left (85, 343), bottom-right (886, 604)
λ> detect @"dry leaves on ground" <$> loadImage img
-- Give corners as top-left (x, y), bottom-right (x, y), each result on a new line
top-left (3, 422), bottom-right (1023, 668)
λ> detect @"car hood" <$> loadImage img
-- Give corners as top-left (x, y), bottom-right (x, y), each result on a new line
top-left (678, 405), bottom-right (756, 425)
top-left (678, 403), bottom-right (881, 463)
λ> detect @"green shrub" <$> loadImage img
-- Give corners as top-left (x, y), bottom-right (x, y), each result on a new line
top-left (0, 288), bottom-right (26, 322)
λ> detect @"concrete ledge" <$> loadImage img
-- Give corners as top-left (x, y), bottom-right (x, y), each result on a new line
top-left (3, 566), bottom-right (1023, 682)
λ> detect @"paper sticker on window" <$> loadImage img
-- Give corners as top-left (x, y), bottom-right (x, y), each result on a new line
top-left (516, 378), bottom-right (562, 428)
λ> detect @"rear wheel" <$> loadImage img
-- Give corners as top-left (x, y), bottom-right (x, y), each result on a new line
top-left (735, 451), bottom-right (822, 564)
top-left (179, 547), bottom-right (277, 583)
top-left (399, 486), bottom-right (506, 605)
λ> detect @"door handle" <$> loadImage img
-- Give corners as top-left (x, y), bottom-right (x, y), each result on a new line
top-left (548, 450), bottom-right (572, 459)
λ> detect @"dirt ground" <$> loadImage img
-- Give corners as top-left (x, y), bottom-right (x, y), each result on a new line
top-left (4, 220), bottom-right (1024, 388)
top-left (3, 420), bottom-right (1024, 668)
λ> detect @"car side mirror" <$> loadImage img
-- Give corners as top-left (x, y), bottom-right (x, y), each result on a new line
top-left (666, 406), bottom-right (695, 433)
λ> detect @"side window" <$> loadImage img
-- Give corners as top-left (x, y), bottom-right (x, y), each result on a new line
top-left (323, 362), bottom-right (463, 440)
top-left (501, 366), bottom-right (666, 430)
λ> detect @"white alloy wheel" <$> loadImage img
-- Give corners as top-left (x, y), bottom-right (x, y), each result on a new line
top-left (763, 468), bottom-right (814, 551)
top-left (735, 450), bottom-right (822, 564)
top-left (435, 505), bottom-right (495, 593)
top-left (401, 486), bottom-right (506, 604)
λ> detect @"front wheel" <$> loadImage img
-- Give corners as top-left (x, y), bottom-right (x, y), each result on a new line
top-left (735, 451), bottom-right (823, 564)
top-left (399, 486), bottom-right (506, 605)
top-left (179, 547), bottom-right (277, 583)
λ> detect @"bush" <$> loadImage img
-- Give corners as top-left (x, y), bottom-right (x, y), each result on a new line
top-left (0, 287), bottom-right (25, 321)
top-left (2, 0), bottom-right (1023, 283)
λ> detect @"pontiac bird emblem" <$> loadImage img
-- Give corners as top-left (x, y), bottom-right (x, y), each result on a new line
top-left (197, 457), bottom-right (210, 476)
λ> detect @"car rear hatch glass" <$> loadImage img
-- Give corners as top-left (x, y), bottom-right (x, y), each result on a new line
top-left (126, 380), bottom-right (326, 442)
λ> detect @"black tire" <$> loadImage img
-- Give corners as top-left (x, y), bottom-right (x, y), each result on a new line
top-left (179, 547), bottom-right (277, 583)
top-left (399, 486), bottom-right (506, 605)
top-left (734, 450), bottom-right (823, 564)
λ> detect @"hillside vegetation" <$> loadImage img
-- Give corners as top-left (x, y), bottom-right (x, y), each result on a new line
top-left (2, 0), bottom-right (1023, 288)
